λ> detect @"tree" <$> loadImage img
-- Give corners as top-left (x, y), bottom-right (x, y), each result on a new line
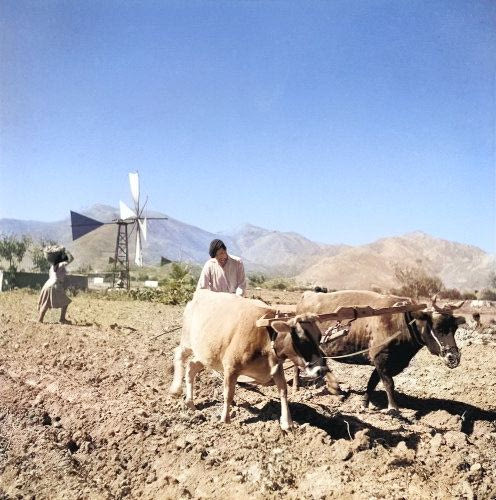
top-left (169, 262), bottom-right (192, 282)
top-left (0, 235), bottom-right (31, 271)
top-left (488, 272), bottom-right (496, 289)
top-left (392, 264), bottom-right (443, 299)
top-left (31, 238), bottom-right (57, 273)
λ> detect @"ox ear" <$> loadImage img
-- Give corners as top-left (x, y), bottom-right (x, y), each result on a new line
top-left (455, 316), bottom-right (466, 326)
top-left (270, 320), bottom-right (291, 337)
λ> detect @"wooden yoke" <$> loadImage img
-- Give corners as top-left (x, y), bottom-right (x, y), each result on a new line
top-left (255, 302), bottom-right (428, 328)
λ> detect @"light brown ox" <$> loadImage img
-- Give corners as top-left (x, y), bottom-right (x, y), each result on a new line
top-left (170, 289), bottom-right (329, 430)
top-left (296, 290), bottom-right (466, 411)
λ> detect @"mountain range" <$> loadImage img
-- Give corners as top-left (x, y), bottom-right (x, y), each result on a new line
top-left (0, 204), bottom-right (493, 291)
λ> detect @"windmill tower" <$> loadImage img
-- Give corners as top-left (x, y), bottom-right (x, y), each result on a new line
top-left (70, 172), bottom-right (167, 289)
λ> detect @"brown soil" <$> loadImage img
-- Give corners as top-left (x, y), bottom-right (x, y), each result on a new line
top-left (0, 290), bottom-right (495, 499)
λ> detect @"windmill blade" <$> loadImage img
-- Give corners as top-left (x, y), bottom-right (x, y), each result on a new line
top-left (138, 218), bottom-right (147, 241)
top-left (70, 211), bottom-right (104, 240)
top-left (119, 200), bottom-right (136, 220)
top-left (135, 230), bottom-right (143, 267)
top-left (129, 172), bottom-right (140, 209)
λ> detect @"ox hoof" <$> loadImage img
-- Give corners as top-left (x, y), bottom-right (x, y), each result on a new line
top-left (280, 419), bottom-right (294, 432)
top-left (185, 400), bottom-right (196, 411)
top-left (169, 386), bottom-right (183, 398)
top-left (381, 407), bottom-right (400, 416)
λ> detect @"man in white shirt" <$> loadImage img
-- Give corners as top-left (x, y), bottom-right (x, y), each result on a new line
top-left (197, 239), bottom-right (246, 296)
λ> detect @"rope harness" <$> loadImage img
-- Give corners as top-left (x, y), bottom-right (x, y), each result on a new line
top-left (405, 311), bottom-right (424, 347)
top-left (321, 309), bottom-right (429, 360)
top-left (321, 329), bottom-right (404, 360)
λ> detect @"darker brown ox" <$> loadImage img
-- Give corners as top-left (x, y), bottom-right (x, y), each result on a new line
top-left (296, 290), bottom-right (466, 411)
top-left (170, 290), bottom-right (328, 430)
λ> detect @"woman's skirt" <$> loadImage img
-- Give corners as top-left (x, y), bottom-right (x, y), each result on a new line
top-left (38, 282), bottom-right (71, 310)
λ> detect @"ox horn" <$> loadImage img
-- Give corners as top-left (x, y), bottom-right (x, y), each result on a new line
top-left (431, 294), bottom-right (465, 314)
top-left (431, 294), bottom-right (445, 313)
top-left (446, 300), bottom-right (465, 311)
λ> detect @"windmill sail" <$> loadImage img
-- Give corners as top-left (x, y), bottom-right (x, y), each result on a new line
top-left (129, 172), bottom-right (140, 207)
top-left (70, 211), bottom-right (104, 240)
top-left (119, 201), bottom-right (136, 220)
top-left (138, 218), bottom-right (147, 240)
top-left (135, 231), bottom-right (142, 266)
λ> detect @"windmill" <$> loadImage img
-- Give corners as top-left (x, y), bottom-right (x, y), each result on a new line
top-left (70, 172), bottom-right (167, 289)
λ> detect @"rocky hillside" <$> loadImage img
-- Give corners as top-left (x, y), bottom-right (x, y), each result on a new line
top-left (224, 223), bottom-right (349, 275)
top-left (296, 231), bottom-right (495, 291)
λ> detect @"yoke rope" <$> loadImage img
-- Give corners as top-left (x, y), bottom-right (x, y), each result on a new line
top-left (151, 325), bottom-right (182, 340)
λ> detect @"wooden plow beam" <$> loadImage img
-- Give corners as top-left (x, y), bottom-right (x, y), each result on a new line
top-left (255, 302), bottom-right (427, 328)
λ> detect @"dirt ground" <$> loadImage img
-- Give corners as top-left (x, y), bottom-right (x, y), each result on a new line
top-left (0, 289), bottom-right (495, 500)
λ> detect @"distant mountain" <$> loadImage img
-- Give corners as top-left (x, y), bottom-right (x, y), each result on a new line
top-left (296, 231), bottom-right (495, 291)
top-left (1, 207), bottom-right (493, 291)
top-left (224, 223), bottom-right (349, 275)
top-left (0, 204), bottom-right (241, 272)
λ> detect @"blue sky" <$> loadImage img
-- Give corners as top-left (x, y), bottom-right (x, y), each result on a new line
top-left (1, 0), bottom-right (495, 252)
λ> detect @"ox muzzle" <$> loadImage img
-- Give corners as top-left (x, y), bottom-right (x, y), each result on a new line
top-left (299, 359), bottom-right (329, 379)
top-left (441, 346), bottom-right (460, 369)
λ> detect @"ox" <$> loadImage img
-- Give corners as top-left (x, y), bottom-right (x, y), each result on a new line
top-left (170, 289), bottom-right (329, 430)
top-left (295, 290), bottom-right (466, 411)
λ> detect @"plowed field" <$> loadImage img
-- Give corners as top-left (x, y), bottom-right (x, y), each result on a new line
top-left (0, 290), bottom-right (495, 499)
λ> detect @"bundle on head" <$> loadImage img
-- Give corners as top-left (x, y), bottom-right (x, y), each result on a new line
top-left (43, 245), bottom-right (66, 264)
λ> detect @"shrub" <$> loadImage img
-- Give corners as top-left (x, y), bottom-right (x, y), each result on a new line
top-left (248, 273), bottom-right (266, 287)
top-left (479, 288), bottom-right (496, 301)
top-left (264, 277), bottom-right (296, 291)
top-left (128, 279), bottom-right (195, 305)
top-left (392, 264), bottom-right (443, 299)
top-left (438, 288), bottom-right (462, 300)
top-left (461, 291), bottom-right (477, 300)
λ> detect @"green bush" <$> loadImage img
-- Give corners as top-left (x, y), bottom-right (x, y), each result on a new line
top-left (461, 291), bottom-right (477, 300)
top-left (128, 279), bottom-right (195, 305)
top-left (98, 262), bottom-right (196, 305)
top-left (248, 273), bottom-right (267, 287)
top-left (128, 263), bottom-right (196, 305)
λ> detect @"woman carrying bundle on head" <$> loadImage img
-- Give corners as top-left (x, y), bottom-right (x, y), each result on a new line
top-left (38, 245), bottom-right (74, 324)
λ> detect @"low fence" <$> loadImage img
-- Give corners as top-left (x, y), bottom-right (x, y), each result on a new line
top-left (0, 271), bottom-right (88, 292)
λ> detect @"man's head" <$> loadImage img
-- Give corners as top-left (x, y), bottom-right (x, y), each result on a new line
top-left (209, 239), bottom-right (228, 266)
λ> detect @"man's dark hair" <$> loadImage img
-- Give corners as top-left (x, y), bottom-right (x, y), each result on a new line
top-left (209, 239), bottom-right (227, 258)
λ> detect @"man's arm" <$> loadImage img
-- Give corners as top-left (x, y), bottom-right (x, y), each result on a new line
top-left (59, 251), bottom-right (74, 268)
top-left (196, 261), bottom-right (212, 290)
top-left (235, 260), bottom-right (246, 296)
